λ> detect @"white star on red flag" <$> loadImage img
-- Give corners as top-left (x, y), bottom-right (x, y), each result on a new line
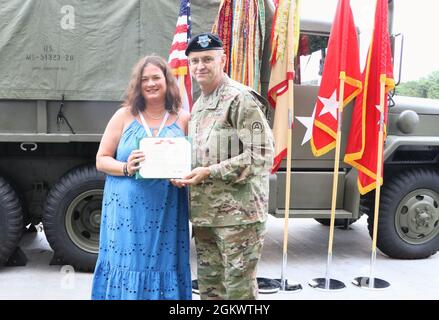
top-left (318, 90), bottom-right (339, 120)
top-left (296, 105), bottom-right (317, 145)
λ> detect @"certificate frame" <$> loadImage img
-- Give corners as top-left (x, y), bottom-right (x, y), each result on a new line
top-left (135, 136), bottom-right (192, 179)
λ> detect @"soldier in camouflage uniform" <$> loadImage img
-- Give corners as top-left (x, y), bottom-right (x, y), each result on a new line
top-left (172, 33), bottom-right (274, 300)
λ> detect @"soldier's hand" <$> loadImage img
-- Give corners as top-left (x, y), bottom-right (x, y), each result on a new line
top-left (170, 179), bottom-right (187, 188)
top-left (177, 167), bottom-right (211, 186)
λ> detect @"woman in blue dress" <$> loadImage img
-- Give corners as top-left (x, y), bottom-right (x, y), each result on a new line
top-left (91, 55), bottom-right (192, 300)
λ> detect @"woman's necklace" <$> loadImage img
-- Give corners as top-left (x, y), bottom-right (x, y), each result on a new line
top-left (145, 109), bottom-right (166, 120)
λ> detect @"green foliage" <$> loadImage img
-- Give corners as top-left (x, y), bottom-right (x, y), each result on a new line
top-left (396, 71), bottom-right (439, 98)
top-left (396, 81), bottom-right (427, 97)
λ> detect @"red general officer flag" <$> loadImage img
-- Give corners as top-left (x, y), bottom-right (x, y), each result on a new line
top-left (310, 0), bottom-right (362, 157)
top-left (344, 0), bottom-right (395, 194)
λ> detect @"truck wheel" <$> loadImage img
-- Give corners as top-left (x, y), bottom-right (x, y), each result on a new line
top-left (366, 168), bottom-right (439, 259)
top-left (0, 177), bottom-right (24, 266)
top-left (314, 218), bottom-right (357, 227)
top-left (43, 165), bottom-right (105, 271)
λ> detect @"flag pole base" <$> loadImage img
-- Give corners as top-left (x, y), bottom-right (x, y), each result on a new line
top-left (257, 277), bottom-right (281, 294)
top-left (352, 277), bottom-right (390, 290)
top-left (308, 278), bottom-right (346, 291)
top-left (274, 278), bottom-right (302, 293)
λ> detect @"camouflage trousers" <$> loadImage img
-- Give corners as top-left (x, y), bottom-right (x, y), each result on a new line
top-left (193, 221), bottom-right (266, 300)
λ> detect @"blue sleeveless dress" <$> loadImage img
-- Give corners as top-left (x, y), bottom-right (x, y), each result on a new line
top-left (91, 119), bottom-right (192, 300)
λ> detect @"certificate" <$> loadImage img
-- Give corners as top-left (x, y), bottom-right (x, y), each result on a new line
top-left (136, 137), bottom-right (192, 179)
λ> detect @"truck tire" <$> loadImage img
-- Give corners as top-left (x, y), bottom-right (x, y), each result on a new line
top-left (43, 165), bottom-right (105, 271)
top-left (314, 218), bottom-right (357, 227)
top-left (365, 168), bottom-right (439, 259)
top-left (0, 177), bottom-right (24, 266)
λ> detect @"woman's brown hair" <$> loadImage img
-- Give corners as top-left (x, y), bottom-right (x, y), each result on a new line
top-left (122, 55), bottom-right (181, 115)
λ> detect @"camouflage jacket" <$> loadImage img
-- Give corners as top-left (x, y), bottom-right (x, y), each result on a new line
top-left (188, 75), bottom-right (274, 226)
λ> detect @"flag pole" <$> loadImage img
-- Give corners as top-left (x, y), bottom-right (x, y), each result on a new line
top-left (352, 75), bottom-right (390, 290)
top-left (266, 0), bottom-right (302, 294)
top-left (309, 73), bottom-right (347, 291)
top-left (276, 75), bottom-right (302, 293)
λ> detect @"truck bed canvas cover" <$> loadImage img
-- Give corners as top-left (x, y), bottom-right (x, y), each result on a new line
top-left (0, 0), bottom-right (219, 101)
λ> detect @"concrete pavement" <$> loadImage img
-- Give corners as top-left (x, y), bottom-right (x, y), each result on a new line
top-left (0, 215), bottom-right (437, 300)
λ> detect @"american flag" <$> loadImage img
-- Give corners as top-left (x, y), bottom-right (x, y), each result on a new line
top-left (168, 0), bottom-right (192, 112)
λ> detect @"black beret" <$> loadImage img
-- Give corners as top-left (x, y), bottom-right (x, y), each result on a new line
top-left (185, 32), bottom-right (223, 56)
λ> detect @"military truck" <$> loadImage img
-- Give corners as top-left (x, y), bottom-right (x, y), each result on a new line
top-left (0, 0), bottom-right (437, 272)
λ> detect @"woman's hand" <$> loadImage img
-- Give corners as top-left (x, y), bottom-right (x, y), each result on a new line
top-left (127, 149), bottom-right (145, 175)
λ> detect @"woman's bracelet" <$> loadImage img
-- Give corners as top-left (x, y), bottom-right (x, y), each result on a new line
top-left (123, 162), bottom-right (131, 177)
